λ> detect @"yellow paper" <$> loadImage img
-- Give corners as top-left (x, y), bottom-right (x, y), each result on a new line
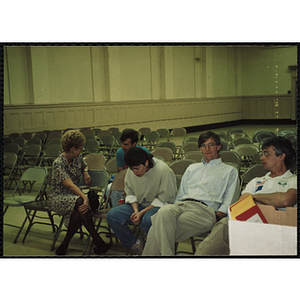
top-left (229, 194), bottom-right (256, 220)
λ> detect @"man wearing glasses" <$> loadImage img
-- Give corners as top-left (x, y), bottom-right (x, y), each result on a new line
top-left (194, 135), bottom-right (297, 256)
top-left (142, 131), bottom-right (240, 256)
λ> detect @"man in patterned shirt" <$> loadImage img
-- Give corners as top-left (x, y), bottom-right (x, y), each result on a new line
top-left (194, 135), bottom-right (297, 256)
top-left (142, 131), bottom-right (240, 256)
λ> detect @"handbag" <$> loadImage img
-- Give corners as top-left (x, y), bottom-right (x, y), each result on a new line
top-left (87, 190), bottom-right (99, 212)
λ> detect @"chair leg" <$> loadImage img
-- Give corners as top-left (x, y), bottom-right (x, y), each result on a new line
top-left (50, 216), bottom-right (64, 251)
top-left (3, 206), bottom-right (9, 216)
top-left (47, 211), bottom-right (57, 233)
top-left (190, 237), bottom-right (196, 254)
top-left (21, 209), bottom-right (37, 243)
top-left (13, 208), bottom-right (31, 244)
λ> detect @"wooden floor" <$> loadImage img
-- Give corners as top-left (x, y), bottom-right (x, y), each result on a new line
top-left (2, 123), bottom-right (296, 257)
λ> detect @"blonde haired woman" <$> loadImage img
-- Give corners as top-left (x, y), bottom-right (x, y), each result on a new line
top-left (48, 130), bottom-right (110, 255)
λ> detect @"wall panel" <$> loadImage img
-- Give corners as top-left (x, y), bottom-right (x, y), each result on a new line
top-left (4, 95), bottom-right (292, 135)
top-left (4, 97), bottom-right (245, 135)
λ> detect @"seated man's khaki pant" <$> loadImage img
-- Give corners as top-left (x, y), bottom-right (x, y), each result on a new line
top-left (142, 201), bottom-right (216, 256)
top-left (194, 217), bottom-right (229, 256)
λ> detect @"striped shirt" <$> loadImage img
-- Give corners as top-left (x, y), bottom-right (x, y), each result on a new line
top-left (174, 158), bottom-right (240, 214)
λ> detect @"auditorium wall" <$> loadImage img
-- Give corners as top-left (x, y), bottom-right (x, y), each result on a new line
top-left (3, 45), bottom-right (297, 134)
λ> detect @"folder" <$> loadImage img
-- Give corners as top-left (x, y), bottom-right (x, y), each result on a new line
top-left (229, 194), bottom-right (268, 223)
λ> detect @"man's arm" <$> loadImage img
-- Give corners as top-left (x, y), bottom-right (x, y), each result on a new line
top-left (217, 168), bottom-right (240, 216)
top-left (250, 189), bottom-right (297, 208)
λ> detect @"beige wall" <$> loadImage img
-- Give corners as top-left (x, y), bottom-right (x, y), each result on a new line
top-left (3, 45), bottom-right (297, 135)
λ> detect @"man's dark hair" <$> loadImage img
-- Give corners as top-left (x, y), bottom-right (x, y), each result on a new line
top-left (120, 130), bottom-right (139, 144)
top-left (198, 131), bottom-right (221, 148)
top-left (261, 136), bottom-right (296, 169)
top-left (124, 147), bottom-right (154, 168)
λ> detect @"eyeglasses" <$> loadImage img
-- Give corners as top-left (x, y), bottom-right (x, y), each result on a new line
top-left (259, 151), bottom-right (273, 158)
top-left (200, 143), bottom-right (216, 149)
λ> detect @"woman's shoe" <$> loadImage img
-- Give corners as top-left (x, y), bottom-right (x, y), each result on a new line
top-left (93, 243), bottom-right (110, 255)
top-left (55, 242), bottom-right (69, 255)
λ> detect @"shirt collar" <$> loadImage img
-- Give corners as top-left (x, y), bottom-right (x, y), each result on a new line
top-left (265, 170), bottom-right (293, 179)
top-left (201, 158), bottom-right (222, 165)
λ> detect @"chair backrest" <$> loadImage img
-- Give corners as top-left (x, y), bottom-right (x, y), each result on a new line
top-left (110, 169), bottom-right (127, 192)
top-left (44, 144), bottom-right (62, 158)
top-left (14, 137), bottom-right (27, 148)
top-left (93, 128), bottom-right (102, 136)
top-left (111, 131), bottom-right (122, 147)
top-left (180, 142), bottom-right (199, 154)
top-left (108, 127), bottom-right (119, 132)
top-left (251, 152), bottom-right (262, 165)
top-left (4, 137), bottom-right (13, 145)
top-left (80, 128), bottom-right (95, 136)
top-left (241, 164), bottom-right (268, 188)
top-left (13, 167), bottom-right (48, 196)
top-left (277, 129), bottom-right (297, 137)
top-left (87, 169), bottom-right (110, 188)
top-left (84, 153), bottom-right (106, 170)
top-left (47, 131), bottom-right (62, 140)
top-left (169, 159), bottom-right (196, 175)
top-left (219, 139), bottom-right (230, 151)
top-left (143, 131), bottom-right (160, 149)
top-left (104, 169), bottom-right (127, 209)
top-left (20, 144), bottom-right (42, 166)
top-left (156, 128), bottom-right (170, 139)
top-left (230, 132), bottom-right (249, 140)
top-left (256, 131), bottom-right (276, 143)
top-left (97, 130), bottom-right (112, 139)
top-left (170, 127), bottom-right (186, 137)
top-left (99, 134), bottom-right (115, 145)
top-left (252, 130), bottom-right (274, 143)
top-left (45, 138), bottom-right (62, 148)
top-left (79, 169), bottom-right (110, 191)
top-left (151, 147), bottom-right (173, 163)
top-left (144, 131), bottom-right (160, 142)
top-left (33, 132), bottom-right (47, 143)
top-left (157, 141), bottom-right (177, 154)
top-left (184, 136), bottom-right (199, 144)
top-left (4, 153), bottom-right (18, 181)
top-left (183, 151), bottom-right (203, 162)
top-left (26, 138), bottom-right (42, 146)
top-left (227, 128), bottom-right (245, 138)
top-left (138, 127), bottom-right (151, 136)
top-left (9, 133), bottom-right (20, 140)
top-left (4, 143), bottom-right (21, 155)
top-left (4, 152), bottom-right (18, 167)
top-left (234, 144), bottom-right (259, 157)
top-left (84, 134), bottom-right (97, 141)
top-left (231, 137), bottom-right (252, 148)
top-left (219, 151), bottom-right (241, 169)
top-left (215, 132), bottom-right (227, 140)
top-left (21, 132), bottom-right (33, 140)
top-left (84, 139), bottom-right (100, 153)
top-left (104, 157), bottom-right (118, 174)
top-left (20, 167), bottom-right (47, 182)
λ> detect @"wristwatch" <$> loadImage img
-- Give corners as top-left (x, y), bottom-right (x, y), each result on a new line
top-left (83, 168), bottom-right (88, 172)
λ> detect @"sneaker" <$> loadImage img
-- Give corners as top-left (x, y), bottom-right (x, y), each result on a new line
top-left (130, 236), bottom-right (145, 256)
